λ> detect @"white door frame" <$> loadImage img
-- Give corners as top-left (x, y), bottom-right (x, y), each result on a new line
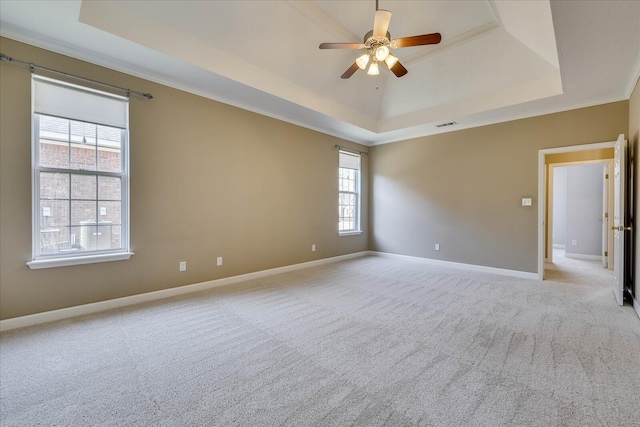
top-left (538, 141), bottom-right (616, 280)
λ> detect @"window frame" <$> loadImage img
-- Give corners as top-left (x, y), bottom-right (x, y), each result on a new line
top-left (338, 150), bottom-right (362, 236)
top-left (27, 79), bottom-right (132, 270)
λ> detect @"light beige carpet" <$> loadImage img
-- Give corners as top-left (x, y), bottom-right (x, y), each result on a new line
top-left (1, 255), bottom-right (639, 426)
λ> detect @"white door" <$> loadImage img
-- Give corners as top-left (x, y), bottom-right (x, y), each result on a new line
top-left (613, 134), bottom-right (627, 306)
top-left (602, 164), bottom-right (608, 268)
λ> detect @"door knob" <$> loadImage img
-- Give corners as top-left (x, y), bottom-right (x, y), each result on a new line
top-left (611, 226), bottom-right (632, 231)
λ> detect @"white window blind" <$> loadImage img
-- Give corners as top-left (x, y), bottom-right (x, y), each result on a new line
top-left (33, 75), bottom-right (128, 129)
top-left (339, 151), bottom-right (360, 170)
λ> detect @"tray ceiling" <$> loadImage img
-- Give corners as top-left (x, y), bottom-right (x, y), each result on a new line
top-left (1, 1), bottom-right (638, 145)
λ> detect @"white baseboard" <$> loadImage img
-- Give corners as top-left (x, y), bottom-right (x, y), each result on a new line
top-left (552, 244), bottom-right (566, 249)
top-left (0, 251), bottom-right (369, 332)
top-left (563, 253), bottom-right (602, 261)
top-left (634, 297), bottom-right (640, 319)
top-left (368, 251), bottom-right (539, 280)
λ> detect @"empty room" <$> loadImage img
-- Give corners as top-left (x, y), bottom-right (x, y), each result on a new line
top-left (1, 1), bottom-right (639, 426)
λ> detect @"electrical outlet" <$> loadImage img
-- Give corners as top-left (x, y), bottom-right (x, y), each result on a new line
top-left (571, 240), bottom-right (578, 246)
top-left (312, 244), bottom-right (316, 252)
top-left (217, 257), bottom-right (222, 266)
top-left (179, 261), bottom-right (186, 271)
top-left (435, 244), bottom-right (440, 251)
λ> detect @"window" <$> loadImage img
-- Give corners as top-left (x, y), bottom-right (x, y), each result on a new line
top-left (338, 150), bottom-right (361, 234)
top-left (28, 76), bottom-right (131, 269)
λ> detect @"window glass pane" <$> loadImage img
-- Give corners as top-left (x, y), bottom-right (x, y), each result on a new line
top-left (39, 141), bottom-right (69, 169)
top-left (71, 201), bottom-right (97, 226)
top-left (40, 115), bottom-right (69, 140)
top-left (97, 126), bottom-right (122, 173)
top-left (72, 225), bottom-right (97, 252)
top-left (70, 143), bottom-right (96, 171)
top-left (98, 176), bottom-right (121, 200)
top-left (40, 200), bottom-right (69, 227)
top-left (39, 115), bottom-right (70, 168)
top-left (108, 225), bottom-right (122, 250)
top-left (97, 224), bottom-right (120, 250)
top-left (71, 174), bottom-right (96, 200)
top-left (40, 172), bottom-right (69, 199)
top-left (40, 227), bottom-right (70, 255)
top-left (98, 201), bottom-right (121, 224)
top-left (98, 146), bottom-right (121, 173)
top-left (70, 121), bottom-right (96, 145)
top-left (97, 125), bottom-right (121, 148)
top-left (339, 168), bottom-right (356, 192)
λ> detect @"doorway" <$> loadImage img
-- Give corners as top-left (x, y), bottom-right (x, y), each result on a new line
top-left (537, 141), bottom-right (616, 280)
top-left (547, 160), bottom-right (614, 266)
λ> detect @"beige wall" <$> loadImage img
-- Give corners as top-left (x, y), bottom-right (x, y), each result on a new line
top-left (0, 38), bottom-right (368, 320)
top-left (369, 102), bottom-right (628, 273)
top-left (631, 77), bottom-right (640, 302)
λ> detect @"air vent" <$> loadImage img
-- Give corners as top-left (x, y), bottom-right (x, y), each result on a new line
top-left (435, 121), bottom-right (457, 128)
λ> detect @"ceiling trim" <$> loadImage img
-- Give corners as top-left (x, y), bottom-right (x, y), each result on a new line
top-left (368, 94), bottom-right (629, 146)
top-left (625, 53), bottom-right (640, 98)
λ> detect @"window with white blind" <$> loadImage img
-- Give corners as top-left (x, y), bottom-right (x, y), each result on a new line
top-left (28, 75), bottom-right (132, 269)
top-left (338, 150), bottom-right (361, 234)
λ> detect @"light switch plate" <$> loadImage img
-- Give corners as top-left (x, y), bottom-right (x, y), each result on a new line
top-left (522, 198), bottom-right (532, 206)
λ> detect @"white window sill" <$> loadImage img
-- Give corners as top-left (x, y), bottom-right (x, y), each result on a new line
top-left (27, 252), bottom-right (134, 270)
top-left (339, 231), bottom-right (363, 236)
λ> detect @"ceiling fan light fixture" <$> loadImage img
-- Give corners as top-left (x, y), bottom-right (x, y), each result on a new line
top-left (367, 62), bottom-right (379, 75)
top-left (356, 53), bottom-right (370, 70)
top-left (374, 45), bottom-right (390, 61)
top-left (384, 54), bottom-right (398, 68)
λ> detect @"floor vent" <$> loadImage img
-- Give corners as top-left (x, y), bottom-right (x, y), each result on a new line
top-left (435, 121), bottom-right (457, 128)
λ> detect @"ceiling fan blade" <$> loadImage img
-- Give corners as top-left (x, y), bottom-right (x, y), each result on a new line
top-left (341, 62), bottom-right (360, 79)
top-left (389, 61), bottom-right (408, 78)
top-left (392, 33), bottom-right (441, 48)
top-left (319, 43), bottom-right (364, 49)
top-left (373, 10), bottom-right (392, 37)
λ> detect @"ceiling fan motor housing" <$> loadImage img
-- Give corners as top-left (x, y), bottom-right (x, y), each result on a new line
top-left (364, 30), bottom-right (391, 48)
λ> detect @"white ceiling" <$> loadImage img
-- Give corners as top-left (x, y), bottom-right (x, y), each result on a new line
top-left (1, 1), bottom-right (639, 146)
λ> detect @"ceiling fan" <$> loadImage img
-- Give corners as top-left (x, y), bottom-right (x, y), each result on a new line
top-left (319, 0), bottom-right (441, 79)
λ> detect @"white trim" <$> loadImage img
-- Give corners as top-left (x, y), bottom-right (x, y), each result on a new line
top-left (552, 244), bottom-right (566, 249)
top-left (624, 53), bottom-right (640, 98)
top-left (538, 140), bottom-right (616, 280)
top-left (27, 252), bottom-right (134, 269)
top-left (634, 296), bottom-right (640, 319)
top-left (538, 149), bottom-right (546, 280)
top-left (563, 253), bottom-right (602, 261)
top-left (2, 251), bottom-right (368, 331)
top-left (539, 141), bottom-right (616, 155)
top-left (339, 231), bottom-right (363, 236)
top-left (368, 251), bottom-right (538, 280)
